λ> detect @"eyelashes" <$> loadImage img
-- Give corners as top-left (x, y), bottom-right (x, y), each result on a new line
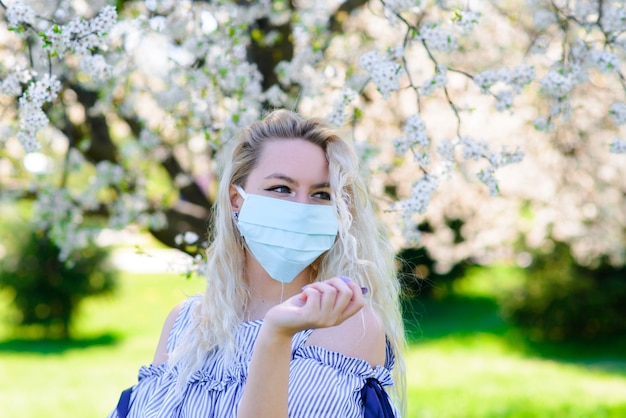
top-left (313, 191), bottom-right (331, 201)
top-left (265, 186), bottom-right (331, 201)
top-left (265, 185), bottom-right (295, 196)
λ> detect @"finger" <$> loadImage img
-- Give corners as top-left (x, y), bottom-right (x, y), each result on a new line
top-left (339, 276), bottom-right (369, 295)
top-left (300, 286), bottom-right (322, 310)
top-left (303, 279), bottom-right (363, 325)
top-left (316, 282), bottom-right (339, 314)
top-left (327, 277), bottom-right (355, 313)
top-left (332, 278), bottom-right (365, 317)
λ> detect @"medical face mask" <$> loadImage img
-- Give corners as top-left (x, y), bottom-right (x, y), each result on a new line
top-left (234, 185), bottom-right (339, 283)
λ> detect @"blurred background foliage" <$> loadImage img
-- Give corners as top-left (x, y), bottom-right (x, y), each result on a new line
top-left (399, 230), bottom-right (626, 342)
top-left (0, 201), bottom-right (117, 339)
top-left (1, 0), bottom-right (625, 415)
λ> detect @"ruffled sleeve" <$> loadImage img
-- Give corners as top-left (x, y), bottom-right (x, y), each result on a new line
top-left (287, 331), bottom-right (399, 418)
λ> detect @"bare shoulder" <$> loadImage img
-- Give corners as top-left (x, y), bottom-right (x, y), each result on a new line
top-left (305, 304), bottom-right (386, 367)
top-left (152, 301), bottom-right (186, 366)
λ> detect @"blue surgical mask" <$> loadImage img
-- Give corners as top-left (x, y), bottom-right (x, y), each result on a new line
top-left (234, 185), bottom-right (338, 283)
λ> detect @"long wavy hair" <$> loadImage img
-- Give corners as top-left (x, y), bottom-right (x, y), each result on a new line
top-left (170, 109), bottom-right (406, 409)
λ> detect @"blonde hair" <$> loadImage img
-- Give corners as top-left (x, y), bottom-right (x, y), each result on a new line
top-left (170, 109), bottom-right (406, 410)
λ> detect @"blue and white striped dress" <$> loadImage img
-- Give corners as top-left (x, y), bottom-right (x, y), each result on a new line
top-left (108, 296), bottom-right (399, 417)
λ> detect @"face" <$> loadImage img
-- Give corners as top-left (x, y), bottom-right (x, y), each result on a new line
top-left (231, 138), bottom-right (331, 209)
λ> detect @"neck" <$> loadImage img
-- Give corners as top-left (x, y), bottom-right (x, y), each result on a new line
top-left (243, 253), bottom-right (312, 320)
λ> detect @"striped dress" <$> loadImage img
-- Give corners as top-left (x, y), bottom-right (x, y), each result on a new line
top-left (108, 296), bottom-right (399, 418)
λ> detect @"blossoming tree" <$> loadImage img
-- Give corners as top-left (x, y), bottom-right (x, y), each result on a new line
top-left (1, 0), bottom-right (625, 273)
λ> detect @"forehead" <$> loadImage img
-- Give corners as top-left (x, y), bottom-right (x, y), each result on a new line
top-left (252, 138), bottom-right (329, 181)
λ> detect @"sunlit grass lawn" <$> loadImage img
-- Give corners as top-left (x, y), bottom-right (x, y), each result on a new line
top-left (1, 266), bottom-right (626, 417)
top-left (0, 271), bottom-right (205, 417)
top-left (405, 267), bottom-right (626, 417)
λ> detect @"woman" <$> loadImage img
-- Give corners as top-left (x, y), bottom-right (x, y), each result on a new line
top-left (109, 109), bottom-right (406, 417)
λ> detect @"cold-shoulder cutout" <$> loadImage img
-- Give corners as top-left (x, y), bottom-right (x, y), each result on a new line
top-left (152, 301), bottom-right (185, 366)
top-left (303, 304), bottom-right (386, 367)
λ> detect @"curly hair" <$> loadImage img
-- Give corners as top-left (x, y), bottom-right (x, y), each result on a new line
top-left (169, 109), bottom-right (406, 410)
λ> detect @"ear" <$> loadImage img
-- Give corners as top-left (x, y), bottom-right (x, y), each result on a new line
top-left (229, 184), bottom-right (243, 212)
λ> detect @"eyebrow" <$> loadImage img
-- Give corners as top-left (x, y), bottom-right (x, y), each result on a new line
top-left (264, 173), bottom-right (330, 189)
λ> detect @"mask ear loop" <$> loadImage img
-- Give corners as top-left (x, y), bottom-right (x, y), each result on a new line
top-left (234, 184), bottom-right (248, 200)
top-left (233, 185), bottom-right (247, 250)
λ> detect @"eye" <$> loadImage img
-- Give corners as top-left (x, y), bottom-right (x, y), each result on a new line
top-left (266, 185), bottom-right (293, 195)
top-left (313, 191), bottom-right (331, 201)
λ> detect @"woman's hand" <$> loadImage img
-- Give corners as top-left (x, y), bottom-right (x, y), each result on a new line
top-left (263, 276), bottom-right (366, 338)
top-left (239, 277), bottom-right (367, 418)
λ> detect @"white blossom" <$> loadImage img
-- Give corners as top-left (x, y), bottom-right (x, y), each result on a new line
top-left (67, 148), bottom-right (86, 172)
top-left (183, 231), bottom-right (199, 244)
top-left (549, 100), bottom-right (572, 120)
top-left (326, 88), bottom-right (357, 127)
top-left (262, 84), bottom-right (287, 107)
top-left (413, 151), bottom-right (430, 168)
top-left (42, 5), bottom-right (118, 58)
top-left (16, 131), bottom-right (40, 152)
top-left (609, 138), bottom-right (626, 154)
top-left (508, 64), bottom-right (535, 93)
top-left (383, 0), bottom-right (418, 14)
top-left (79, 54), bottom-right (112, 80)
top-left (419, 25), bottom-right (458, 53)
top-left (400, 215), bottom-right (421, 246)
top-left (0, 68), bottom-right (33, 96)
top-left (540, 70), bottom-right (574, 98)
top-left (404, 113), bottom-right (428, 148)
top-left (600, 4), bottom-right (626, 32)
top-left (394, 174), bottom-right (440, 215)
top-left (474, 65), bottom-right (534, 96)
top-left (388, 45), bottom-right (405, 60)
top-left (23, 74), bottom-right (62, 106)
top-left (420, 66), bottom-right (447, 96)
top-left (18, 101), bottom-right (48, 131)
top-left (572, 1), bottom-right (600, 25)
top-left (175, 231), bottom-right (199, 246)
top-left (477, 166), bottom-right (499, 196)
top-left (591, 50), bottom-right (620, 73)
top-left (458, 136), bottom-right (489, 160)
top-left (436, 139), bottom-right (456, 161)
top-left (6, 2), bottom-right (35, 28)
top-left (95, 161), bottom-right (125, 184)
top-left (410, 174), bottom-right (440, 214)
top-left (473, 69), bottom-right (499, 93)
top-left (89, 5), bottom-right (118, 36)
top-left (139, 129), bottom-right (162, 148)
top-left (15, 74), bottom-right (61, 151)
top-left (533, 116), bottom-right (553, 132)
top-left (488, 146), bottom-right (524, 168)
top-left (452, 10), bottom-right (480, 34)
top-left (393, 113), bottom-right (429, 155)
top-left (533, 8), bottom-right (557, 30)
top-left (609, 102), bottom-right (626, 125)
top-left (358, 50), bottom-right (403, 99)
top-left (494, 90), bottom-right (513, 111)
top-left (145, 0), bottom-right (158, 12)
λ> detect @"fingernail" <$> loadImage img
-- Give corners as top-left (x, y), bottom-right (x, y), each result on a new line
top-left (361, 287), bottom-right (369, 295)
top-left (339, 275), bottom-right (351, 283)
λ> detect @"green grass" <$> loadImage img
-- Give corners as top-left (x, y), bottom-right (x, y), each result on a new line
top-left (1, 267), bottom-right (626, 417)
top-left (0, 272), bottom-right (205, 418)
top-left (403, 266), bottom-right (626, 417)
